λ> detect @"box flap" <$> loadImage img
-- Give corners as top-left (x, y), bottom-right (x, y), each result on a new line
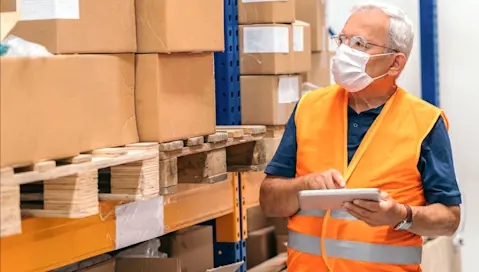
top-left (206, 261), bottom-right (244, 272)
top-left (0, 11), bottom-right (19, 41)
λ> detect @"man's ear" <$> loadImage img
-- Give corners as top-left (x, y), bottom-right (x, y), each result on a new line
top-left (388, 53), bottom-right (407, 77)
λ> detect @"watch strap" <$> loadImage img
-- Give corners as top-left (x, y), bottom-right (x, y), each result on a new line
top-left (404, 204), bottom-right (412, 223)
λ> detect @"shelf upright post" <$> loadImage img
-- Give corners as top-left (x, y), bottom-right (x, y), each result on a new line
top-left (419, 0), bottom-right (440, 106)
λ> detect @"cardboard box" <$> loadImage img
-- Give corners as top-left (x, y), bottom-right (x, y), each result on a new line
top-left (238, 0), bottom-right (295, 24)
top-left (241, 75), bottom-right (299, 125)
top-left (116, 258), bottom-right (243, 272)
top-left (295, 0), bottom-right (328, 51)
top-left (135, 53), bottom-right (216, 142)
top-left (248, 253), bottom-right (287, 272)
top-left (1, 0), bottom-right (136, 54)
top-left (302, 51), bottom-right (332, 95)
top-left (160, 226), bottom-right (214, 272)
top-left (0, 55), bottom-right (138, 168)
top-left (276, 234), bottom-right (288, 253)
top-left (240, 21), bottom-right (311, 74)
top-left (78, 259), bottom-right (115, 272)
top-left (135, 0), bottom-right (224, 53)
top-left (246, 226), bottom-right (277, 269)
top-left (268, 217), bottom-right (288, 235)
top-left (247, 206), bottom-right (270, 233)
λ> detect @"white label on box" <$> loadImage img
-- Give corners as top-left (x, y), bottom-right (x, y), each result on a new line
top-left (278, 76), bottom-right (300, 103)
top-left (293, 26), bottom-right (304, 52)
top-left (242, 0), bottom-right (288, 2)
top-left (243, 26), bottom-right (289, 53)
top-left (18, 0), bottom-right (80, 21)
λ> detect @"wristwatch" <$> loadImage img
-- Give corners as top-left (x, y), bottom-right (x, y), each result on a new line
top-left (394, 205), bottom-right (413, 230)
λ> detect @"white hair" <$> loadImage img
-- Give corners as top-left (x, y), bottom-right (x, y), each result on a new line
top-left (352, 3), bottom-right (414, 58)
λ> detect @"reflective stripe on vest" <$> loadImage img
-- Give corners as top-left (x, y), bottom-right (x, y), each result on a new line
top-left (288, 231), bottom-right (422, 265)
top-left (297, 209), bottom-right (357, 220)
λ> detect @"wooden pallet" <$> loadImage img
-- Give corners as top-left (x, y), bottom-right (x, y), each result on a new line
top-left (0, 126), bottom-right (266, 238)
top-left (154, 125), bottom-right (266, 193)
top-left (0, 143), bottom-right (159, 238)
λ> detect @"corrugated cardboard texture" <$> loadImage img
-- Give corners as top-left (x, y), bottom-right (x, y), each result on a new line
top-left (135, 53), bottom-right (216, 143)
top-left (116, 258), bottom-right (181, 272)
top-left (246, 226), bottom-right (277, 269)
top-left (268, 217), bottom-right (288, 235)
top-left (2, 0), bottom-right (136, 54)
top-left (275, 234), bottom-right (288, 254)
top-left (295, 0), bottom-right (327, 52)
top-left (0, 55), bottom-right (138, 168)
top-left (160, 226), bottom-right (214, 272)
top-left (302, 51), bottom-right (331, 88)
top-left (239, 23), bottom-right (311, 74)
top-left (247, 206), bottom-right (271, 233)
top-left (241, 76), bottom-right (298, 125)
top-left (135, 0), bottom-right (224, 53)
top-left (238, 0), bottom-right (295, 24)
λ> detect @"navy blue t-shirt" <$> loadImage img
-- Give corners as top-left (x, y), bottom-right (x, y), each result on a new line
top-left (265, 104), bottom-right (462, 206)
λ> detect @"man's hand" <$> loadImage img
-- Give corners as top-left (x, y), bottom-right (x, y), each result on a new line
top-left (343, 191), bottom-right (406, 227)
top-left (303, 169), bottom-right (346, 190)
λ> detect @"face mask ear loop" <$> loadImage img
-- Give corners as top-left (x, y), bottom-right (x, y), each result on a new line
top-left (371, 72), bottom-right (389, 81)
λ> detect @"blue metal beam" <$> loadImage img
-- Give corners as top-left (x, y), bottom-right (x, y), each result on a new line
top-left (419, 0), bottom-right (440, 106)
top-left (214, 0), bottom-right (241, 125)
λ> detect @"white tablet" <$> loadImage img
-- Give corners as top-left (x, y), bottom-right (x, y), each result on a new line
top-left (298, 188), bottom-right (381, 211)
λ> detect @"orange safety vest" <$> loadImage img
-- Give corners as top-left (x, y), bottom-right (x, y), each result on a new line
top-left (287, 85), bottom-right (448, 272)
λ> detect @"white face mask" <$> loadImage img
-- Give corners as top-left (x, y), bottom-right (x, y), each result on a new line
top-left (332, 44), bottom-right (394, 92)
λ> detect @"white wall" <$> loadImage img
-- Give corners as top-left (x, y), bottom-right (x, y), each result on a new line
top-left (327, 0), bottom-right (421, 97)
top-left (437, 1), bottom-right (479, 271)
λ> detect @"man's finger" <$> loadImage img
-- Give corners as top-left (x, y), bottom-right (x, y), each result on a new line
top-left (330, 169), bottom-right (346, 188)
top-left (344, 207), bottom-right (368, 221)
top-left (321, 173), bottom-right (336, 189)
top-left (343, 202), bottom-right (372, 218)
top-left (353, 199), bottom-right (381, 212)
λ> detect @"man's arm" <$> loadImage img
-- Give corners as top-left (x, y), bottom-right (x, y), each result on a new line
top-left (259, 105), bottom-right (345, 217)
top-left (408, 204), bottom-right (460, 236)
top-left (413, 116), bottom-right (462, 236)
top-left (260, 175), bottom-right (306, 217)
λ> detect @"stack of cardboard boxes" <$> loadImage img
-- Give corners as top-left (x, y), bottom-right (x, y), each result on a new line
top-left (296, 0), bottom-right (333, 97)
top-left (238, 0), bottom-right (311, 128)
top-left (0, 0), bottom-right (224, 167)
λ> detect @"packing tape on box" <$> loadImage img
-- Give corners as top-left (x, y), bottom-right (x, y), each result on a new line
top-left (115, 196), bottom-right (165, 250)
top-left (243, 26), bottom-right (290, 53)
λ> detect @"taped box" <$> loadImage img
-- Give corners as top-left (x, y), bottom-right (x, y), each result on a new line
top-left (238, 0), bottom-right (295, 24)
top-left (0, 54), bottom-right (138, 168)
top-left (301, 51), bottom-right (333, 95)
top-left (295, 0), bottom-right (328, 52)
top-left (240, 75), bottom-right (300, 125)
top-left (135, 0), bottom-right (224, 53)
top-left (0, 0), bottom-right (136, 54)
top-left (135, 53), bottom-right (216, 142)
top-left (240, 21), bottom-right (311, 75)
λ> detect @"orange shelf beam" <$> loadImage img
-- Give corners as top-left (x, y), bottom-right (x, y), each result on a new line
top-left (1, 178), bottom-right (235, 272)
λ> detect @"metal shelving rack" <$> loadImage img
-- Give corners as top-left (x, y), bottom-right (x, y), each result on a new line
top-left (419, 0), bottom-right (440, 106)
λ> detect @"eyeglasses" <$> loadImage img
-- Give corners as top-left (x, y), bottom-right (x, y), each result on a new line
top-left (331, 34), bottom-right (399, 53)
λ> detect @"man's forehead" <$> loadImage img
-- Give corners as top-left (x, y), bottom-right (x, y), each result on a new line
top-left (342, 9), bottom-right (390, 44)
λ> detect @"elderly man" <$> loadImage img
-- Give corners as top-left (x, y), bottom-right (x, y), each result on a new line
top-left (260, 3), bottom-right (461, 272)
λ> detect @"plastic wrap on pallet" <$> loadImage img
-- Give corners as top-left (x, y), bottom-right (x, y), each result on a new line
top-left (1, 35), bottom-right (52, 57)
top-left (114, 196), bottom-right (165, 250)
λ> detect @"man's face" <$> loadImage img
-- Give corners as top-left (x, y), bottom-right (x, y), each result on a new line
top-left (341, 9), bottom-right (401, 78)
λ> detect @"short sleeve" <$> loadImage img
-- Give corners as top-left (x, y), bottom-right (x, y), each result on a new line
top-left (419, 117), bottom-right (462, 206)
top-left (264, 104), bottom-right (298, 178)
